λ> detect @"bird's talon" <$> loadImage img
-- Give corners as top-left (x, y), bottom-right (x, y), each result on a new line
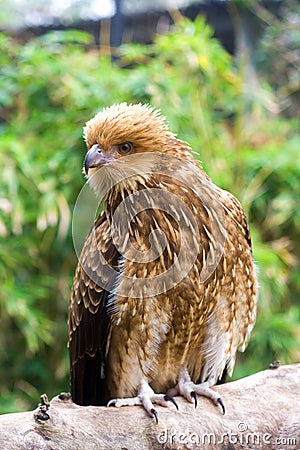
top-left (107, 399), bottom-right (117, 407)
top-left (191, 391), bottom-right (198, 408)
top-left (217, 397), bottom-right (225, 415)
top-left (151, 408), bottom-right (158, 424)
top-left (164, 394), bottom-right (179, 410)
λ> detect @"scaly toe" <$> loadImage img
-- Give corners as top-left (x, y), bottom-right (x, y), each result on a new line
top-left (107, 396), bottom-right (142, 408)
top-left (174, 368), bottom-right (226, 414)
top-left (106, 380), bottom-right (178, 421)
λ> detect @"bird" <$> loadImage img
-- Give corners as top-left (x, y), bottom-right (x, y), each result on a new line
top-left (68, 102), bottom-right (257, 421)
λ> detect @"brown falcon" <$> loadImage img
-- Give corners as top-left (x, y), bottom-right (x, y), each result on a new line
top-left (68, 103), bottom-right (257, 421)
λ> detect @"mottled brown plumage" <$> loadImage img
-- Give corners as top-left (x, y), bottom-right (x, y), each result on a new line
top-left (68, 103), bottom-right (257, 418)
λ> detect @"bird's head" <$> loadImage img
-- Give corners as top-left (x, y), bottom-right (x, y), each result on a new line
top-left (83, 103), bottom-right (194, 198)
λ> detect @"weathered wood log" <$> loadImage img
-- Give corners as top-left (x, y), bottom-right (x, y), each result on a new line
top-left (0, 364), bottom-right (299, 449)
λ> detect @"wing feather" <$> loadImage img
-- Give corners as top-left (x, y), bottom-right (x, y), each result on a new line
top-left (68, 211), bottom-right (120, 405)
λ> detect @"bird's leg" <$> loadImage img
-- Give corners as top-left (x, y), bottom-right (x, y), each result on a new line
top-left (107, 379), bottom-right (178, 422)
top-left (167, 367), bottom-right (225, 414)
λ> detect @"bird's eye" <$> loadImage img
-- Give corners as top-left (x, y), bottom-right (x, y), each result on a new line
top-left (118, 142), bottom-right (133, 155)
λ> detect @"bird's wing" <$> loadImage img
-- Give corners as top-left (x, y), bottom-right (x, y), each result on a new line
top-left (68, 210), bottom-right (120, 405)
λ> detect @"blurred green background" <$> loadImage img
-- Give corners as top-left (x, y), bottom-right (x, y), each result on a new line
top-left (0, 1), bottom-right (299, 413)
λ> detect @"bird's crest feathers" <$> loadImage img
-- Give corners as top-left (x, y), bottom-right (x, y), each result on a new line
top-left (83, 102), bottom-right (173, 151)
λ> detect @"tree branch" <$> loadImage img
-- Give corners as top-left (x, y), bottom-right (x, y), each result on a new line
top-left (0, 364), bottom-right (299, 449)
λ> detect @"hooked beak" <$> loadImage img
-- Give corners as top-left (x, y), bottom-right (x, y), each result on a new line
top-left (84, 144), bottom-right (115, 175)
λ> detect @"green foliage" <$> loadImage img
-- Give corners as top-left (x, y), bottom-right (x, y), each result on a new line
top-left (0, 17), bottom-right (299, 413)
top-left (254, 0), bottom-right (300, 118)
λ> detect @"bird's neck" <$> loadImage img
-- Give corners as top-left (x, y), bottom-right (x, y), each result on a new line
top-left (104, 175), bottom-right (153, 217)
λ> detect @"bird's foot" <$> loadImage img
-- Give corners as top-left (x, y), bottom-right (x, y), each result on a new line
top-left (167, 368), bottom-right (225, 414)
top-left (107, 380), bottom-right (178, 423)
